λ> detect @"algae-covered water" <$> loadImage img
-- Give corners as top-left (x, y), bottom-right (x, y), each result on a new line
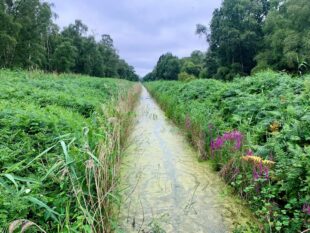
top-left (118, 87), bottom-right (254, 233)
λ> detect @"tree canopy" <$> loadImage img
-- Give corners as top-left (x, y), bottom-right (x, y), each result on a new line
top-left (196, 0), bottom-right (310, 80)
top-left (255, 0), bottom-right (310, 74)
top-left (196, 0), bottom-right (270, 80)
top-left (0, 0), bottom-right (139, 81)
top-left (144, 51), bottom-right (204, 81)
top-left (146, 0), bottom-right (310, 82)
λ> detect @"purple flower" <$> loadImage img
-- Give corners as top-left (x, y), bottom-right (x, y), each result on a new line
top-left (210, 130), bottom-right (244, 151)
top-left (259, 161), bottom-right (263, 174)
top-left (303, 204), bottom-right (310, 215)
top-left (210, 137), bottom-right (223, 150)
top-left (253, 167), bottom-right (259, 180)
top-left (216, 137), bottom-right (224, 148)
top-left (246, 149), bottom-right (254, 156)
top-left (252, 161), bottom-right (270, 180)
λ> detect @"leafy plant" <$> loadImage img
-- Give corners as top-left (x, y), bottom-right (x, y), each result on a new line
top-left (146, 71), bottom-right (310, 232)
top-left (0, 70), bottom-right (139, 232)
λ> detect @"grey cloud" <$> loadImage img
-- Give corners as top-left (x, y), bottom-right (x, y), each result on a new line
top-left (48, 0), bottom-right (222, 76)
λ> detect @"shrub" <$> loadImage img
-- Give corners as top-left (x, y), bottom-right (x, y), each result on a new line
top-left (178, 71), bottom-right (197, 82)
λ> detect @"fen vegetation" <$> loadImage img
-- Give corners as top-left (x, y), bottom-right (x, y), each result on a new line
top-left (1, 0), bottom-right (310, 232)
top-left (0, 0), bottom-right (141, 232)
top-left (144, 0), bottom-right (310, 232)
top-left (146, 71), bottom-right (310, 232)
top-left (0, 70), bottom-right (140, 232)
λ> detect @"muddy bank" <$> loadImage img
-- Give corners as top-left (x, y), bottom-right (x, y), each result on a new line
top-left (118, 86), bottom-right (254, 233)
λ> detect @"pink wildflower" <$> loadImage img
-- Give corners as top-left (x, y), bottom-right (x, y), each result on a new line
top-left (246, 149), bottom-right (254, 156)
top-left (253, 167), bottom-right (259, 180)
top-left (210, 130), bottom-right (244, 151)
top-left (303, 204), bottom-right (310, 215)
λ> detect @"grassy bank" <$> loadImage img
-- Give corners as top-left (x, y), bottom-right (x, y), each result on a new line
top-left (0, 70), bottom-right (140, 232)
top-left (145, 71), bottom-right (310, 232)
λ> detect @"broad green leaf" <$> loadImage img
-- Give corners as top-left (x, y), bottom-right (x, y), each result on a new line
top-left (25, 196), bottom-right (60, 217)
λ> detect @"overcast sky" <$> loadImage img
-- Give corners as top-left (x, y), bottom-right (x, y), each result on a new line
top-left (48, 0), bottom-right (222, 76)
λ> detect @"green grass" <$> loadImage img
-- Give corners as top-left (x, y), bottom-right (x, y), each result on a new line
top-left (0, 69), bottom-right (137, 232)
top-left (145, 71), bottom-right (310, 232)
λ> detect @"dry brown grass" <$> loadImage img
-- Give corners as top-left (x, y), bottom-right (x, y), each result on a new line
top-left (83, 83), bottom-right (142, 232)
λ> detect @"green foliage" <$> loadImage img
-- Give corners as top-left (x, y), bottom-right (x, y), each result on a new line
top-left (143, 71), bottom-right (156, 82)
top-left (195, 0), bottom-right (310, 78)
top-left (0, 1), bottom-right (139, 81)
top-left (0, 0), bottom-right (21, 67)
top-left (0, 69), bottom-right (134, 232)
top-left (178, 72), bottom-right (196, 82)
top-left (197, 0), bottom-right (269, 79)
top-left (146, 71), bottom-right (310, 232)
top-left (255, 0), bottom-right (310, 74)
top-left (154, 53), bottom-right (180, 80)
top-left (144, 51), bottom-right (205, 81)
top-left (51, 40), bottom-right (77, 73)
top-left (179, 51), bottom-right (204, 78)
top-left (181, 61), bottom-right (201, 77)
top-left (12, 0), bottom-right (53, 69)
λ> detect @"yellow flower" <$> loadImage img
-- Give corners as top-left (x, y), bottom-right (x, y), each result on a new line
top-left (262, 159), bottom-right (276, 166)
top-left (270, 121), bottom-right (280, 132)
top-left (242, 156), bottom-right (275, 167)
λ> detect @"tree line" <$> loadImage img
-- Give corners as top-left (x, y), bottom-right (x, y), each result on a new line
top-left (144, 0), bottom-right (310, 81)
top-left (143, 51), bottom-right (204, 82)
top-left (0, 0), bottom-right (139, 81)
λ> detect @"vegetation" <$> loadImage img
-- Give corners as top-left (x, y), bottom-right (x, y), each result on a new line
top-left (254, 0), bottom-right (310, 74)
top-left (143, 1), bottom-right (310, 231)
top-left (144, 0), bottom-right (310, 81)
top-left (143, 51), bottom-right (203, 81)
top-left (143, 53), bottom-right (180, 81)
top-left (195, 0), bottom-right (269, 80)
top-left (1, 0), bottom-right (309, 232)
top-left (0, 69), bottom-right (140, 232)
top-left (0, 0), bottom-right (139, 81)
top-left (201, 0), bottom-right (310, 78)
top-left (145, 71), bottom-right (310, 232)
top-left (0, 1), bottom-right (141, 232)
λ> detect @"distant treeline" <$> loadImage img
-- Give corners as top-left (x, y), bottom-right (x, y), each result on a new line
top-left (144, 0), bottom-right (310, 81)
top-left (0, 0), bottom-right (139, 81)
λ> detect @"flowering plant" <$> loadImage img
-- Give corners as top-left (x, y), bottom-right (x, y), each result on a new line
top-left (210, 130), bottom-right (244, 151)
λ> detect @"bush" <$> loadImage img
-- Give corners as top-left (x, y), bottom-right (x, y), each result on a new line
top-left (178, 71), bottom-right (196, 82)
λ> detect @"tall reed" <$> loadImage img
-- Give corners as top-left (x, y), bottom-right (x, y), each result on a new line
top-left (63, 84), bottom-right (141, 233)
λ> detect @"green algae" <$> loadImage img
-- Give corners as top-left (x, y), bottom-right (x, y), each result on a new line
top-left (118, 87), bottom-right (256, 233)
